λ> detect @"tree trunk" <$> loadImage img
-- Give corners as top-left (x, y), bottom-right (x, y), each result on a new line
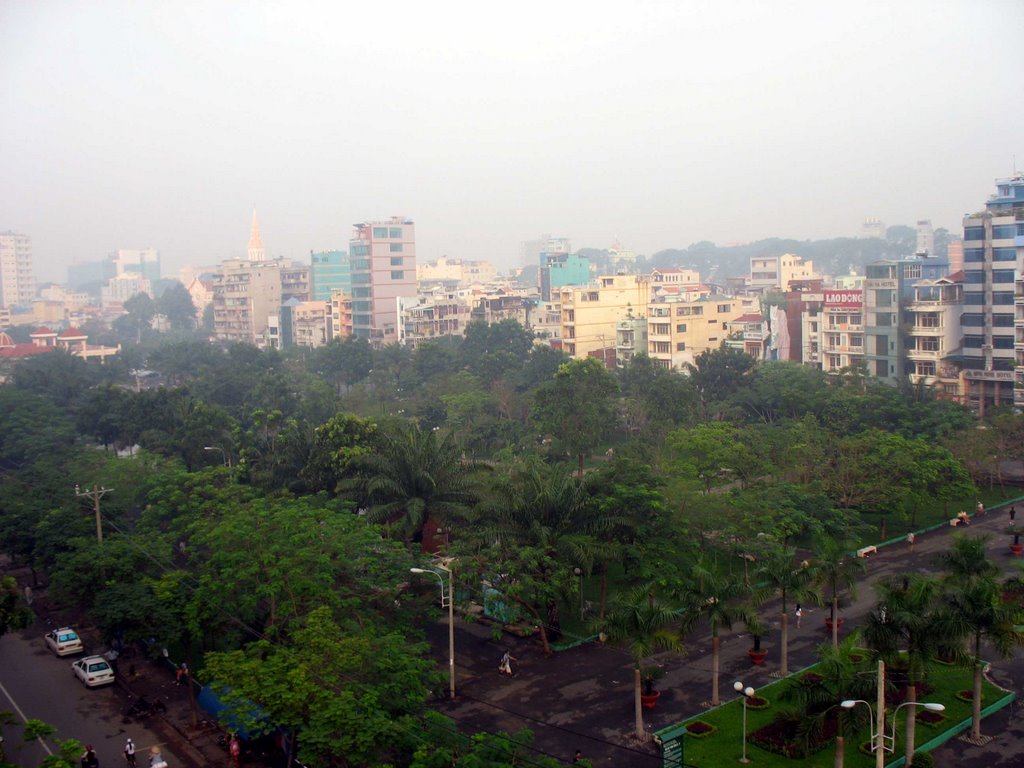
top-left (711, 632), bottom-right (721, 705)
top-left (578, 452), bottom-right (584, 478)
top-left (834, 735), bottom-right (845, 768)
top-left (972, 660), bottom-right (983, 739)
top-left (905, 682), bottom-right (917, 766)
top-left (599, 563), bottom-right (609, 619)
top-left (831, 594), bottom-right (840, 648)
top-left (780, 611), bottom-right (789, 677)
top-left (634, 665), bottom-right (645, 740)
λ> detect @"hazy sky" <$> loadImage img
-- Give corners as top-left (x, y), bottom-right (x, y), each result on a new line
top-left (3, 1), bottom-right (1023, 284)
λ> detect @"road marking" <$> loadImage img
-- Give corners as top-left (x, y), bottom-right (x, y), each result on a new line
top-left (0, 679), bottom-right (55, 756)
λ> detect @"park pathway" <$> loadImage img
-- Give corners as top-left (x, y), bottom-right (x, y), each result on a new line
top-left (424, 501), bottom-right (1024, 767)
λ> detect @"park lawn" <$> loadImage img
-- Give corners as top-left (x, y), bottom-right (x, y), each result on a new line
top-left (856, 489), bottom-right (1024, 545)
top-left (673, 661), bottom-right (1007, 768)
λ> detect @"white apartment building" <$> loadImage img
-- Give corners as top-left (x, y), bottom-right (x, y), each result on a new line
top-left (906, 275), bottom-right (962, 394)
top-left (0, 232), bottom-right (35, 309)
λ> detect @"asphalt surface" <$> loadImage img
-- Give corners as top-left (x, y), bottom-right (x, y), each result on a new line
top-left (423, 505), bottom-right (1024, 767)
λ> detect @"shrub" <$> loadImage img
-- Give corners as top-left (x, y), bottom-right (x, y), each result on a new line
top-left (685, 721), bottom-right (717, 738)
top-left (913, 751), bottom-right (935, 768)
top-left (746, 696), bottom-right (770, 710)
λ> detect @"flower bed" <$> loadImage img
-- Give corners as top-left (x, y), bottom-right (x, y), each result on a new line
top-left (917, 709), bottom-right (946, 727)
top-left (750, 714), bottom-right (836, 758)
top-left (747, 696), bottom-right (770, 710)
top-left (685, 720), bottom-right (717, 738)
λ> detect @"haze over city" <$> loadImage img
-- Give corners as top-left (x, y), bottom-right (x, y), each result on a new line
top-left (2, 0), bottom-right (1022, 284)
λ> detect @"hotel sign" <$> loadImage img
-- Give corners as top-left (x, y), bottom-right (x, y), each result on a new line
top-left (824, 290), bottom-right (863, 308)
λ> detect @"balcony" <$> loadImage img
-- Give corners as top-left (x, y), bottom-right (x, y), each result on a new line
top-left (907, 349), bottom-right (941, 361)
top-left (909, 325), bottom-right (943, 335)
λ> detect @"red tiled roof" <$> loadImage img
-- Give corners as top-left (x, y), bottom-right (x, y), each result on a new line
top-left (734, 313), bottom-right (763, 322)
top-left (31, 326), bottom-right (56, 336)
top-left (58, 327), bottom-right (86, 338)
top-left (0, 344), bottom-right (53, 359)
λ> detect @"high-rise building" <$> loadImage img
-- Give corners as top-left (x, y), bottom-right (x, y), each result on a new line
top-left (540, 252), bottom-right (589, 302)
top-left (111, 249), bottom-right (161, 281)
top-left (0, 232), bottom-right (35, 309)
top-left (348, 217), bottom-right (417, 345)
top-left (959, 173), bottom-right (1024, 411)
top-left (311, 250), bottom-right (351, 301)
top-left (861, 218), bottom-right (886, 239)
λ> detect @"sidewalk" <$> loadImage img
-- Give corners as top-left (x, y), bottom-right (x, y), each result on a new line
top-left (424, 504), bottom-right (1024, 767)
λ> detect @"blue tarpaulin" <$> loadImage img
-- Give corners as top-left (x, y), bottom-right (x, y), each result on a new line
top-left (197, 684), bottom-right (272, 739)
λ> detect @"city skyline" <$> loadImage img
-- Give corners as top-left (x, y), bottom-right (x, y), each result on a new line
top-left (2, 1), bottom-right (1022, 284)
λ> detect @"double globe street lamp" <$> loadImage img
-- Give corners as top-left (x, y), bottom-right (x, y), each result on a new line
top-left (840, 698), bottom-right (945, 767)
top-left (734, 680), bottom-right (756, 764)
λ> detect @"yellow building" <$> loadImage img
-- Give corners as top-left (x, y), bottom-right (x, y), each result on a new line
top-left (417, 256), bottom-right (497, 287)
top-left (646, 294), bottom-right (758, 369)
top-left (750, 253), bottom-right (816, 292)
top-left (559, 275), bottom-right (652, 359)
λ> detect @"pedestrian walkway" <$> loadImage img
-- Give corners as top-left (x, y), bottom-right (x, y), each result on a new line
top-left (424, 503), bottom-right (1024, 767)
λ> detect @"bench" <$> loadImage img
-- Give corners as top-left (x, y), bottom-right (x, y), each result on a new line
top-left (856, 545), bottom-right (877, 558)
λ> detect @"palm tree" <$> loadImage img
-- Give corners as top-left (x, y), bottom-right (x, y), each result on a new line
top-left (598, 586), bottom-right (684, 740)
top-left (813, 538), bottom-right (866, 649)
top-left (756, 547), bottom-right (819, 676)
top-left (936, 533), bottom-right (999, 581)
top-left (473, 459), bottom-right (609, 652)
top-left (684, 556), bottom-right (755, 706)
top-left (779, 633), bottom-right (873, 768)
top-left (863, 575), bottom-right (950, 767)
top-left (355, 425), bottom-right (479, 542)
top-left (941, 576), bottom-right (1023, 740)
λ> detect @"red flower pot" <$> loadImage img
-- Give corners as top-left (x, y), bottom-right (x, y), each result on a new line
top-left (640, 690), bottom-right (661, 709)
top-left (748, 649), bottom-right (768, 666)
top-left (1010, 544), bottom-right (1023, 556)
top-left (825, 617), bottom-right (845, 632)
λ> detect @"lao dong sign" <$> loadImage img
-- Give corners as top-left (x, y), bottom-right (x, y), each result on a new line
top-left (825, 290), bottom-right (863, 308)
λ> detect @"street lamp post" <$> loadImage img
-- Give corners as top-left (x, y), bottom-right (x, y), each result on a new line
top-left (840, 697), bottom-right (945, 766)
top-left (573, 567), bottom-right (584, 621)
top-left (203, 446), bottom-right (231, 467)
top-left (411, 561), bottom-right (456, 700)
top-left (734, 680), bottom-right (756, 764)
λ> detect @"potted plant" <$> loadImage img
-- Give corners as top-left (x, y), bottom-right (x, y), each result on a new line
top-left (746, 619), bottom-right (768, 665)
top-left (1008, 525), bottom-right (1023, 556)
top-left (640, 666), bottom-right (664, 708)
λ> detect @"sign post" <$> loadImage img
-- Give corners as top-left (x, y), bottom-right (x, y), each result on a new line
top-left (655, 723), bottom-right (687, 768)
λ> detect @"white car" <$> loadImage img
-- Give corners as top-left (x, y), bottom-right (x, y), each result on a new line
top-left (44, 627), bottom-right (83, 656)
top-left (72, 656), bottom-right (115, 687)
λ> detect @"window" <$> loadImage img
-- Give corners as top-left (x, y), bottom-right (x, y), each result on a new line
top-left (916, 362), bottom-right (936, 376)
top-left (993, 270), bottom-right (1015, 284)
top-left (652, 323), bottom-right (670, 335)
top-left (676, 342), bottom-right (686, 351)
top-left (994, 291), bottom-right (1015, 305)
top-left (372, 227), bottom-right (388, 238)
top-left (964, 226), bottom-right (985, 241)
top-left (717, 304), bottom-right (731, 313)
top-left (390, 257), bottom-right (403, 266)
top-left (874, 290), bottom-right (892, 307)
top-left (850, 335), bottom-right (863, 347)
top-left (708, 336), bottom-right (718, 343)
top-left (653, 341), bottom-right (670, 354)
top-left (389, 227), bottom-right (403, 238)
top-left (352, 287), bottom-right (371, 298)
top-left (961, 313), bottom-right (983, 326)
top-left (708, 318), bottom-right (717, 324)
top-left (994, 248), bottom-right (1016, 262)
top-left (828, 355), bottom-right (842, 369)
top-left (993, 225), bottom-right (1016, 239)
top-left (964, 335), bottom-right (984, 349)
top-left (351, 245), bottom-right (369, 256)
top-left (391, 271), bottom-right (405, 280)
top-left (994, 337), bottom-right (1015, 350)
top-left (676, 323), bottom-right (687, 332)
top-left (963, 292), bottom-right (985, 305)
top-left (964, 271), bottom-right (985, 284)
top-left (850, 314), bottom-right (862, 325)
top-left (964, 249), bottom-right (984, 262)
top-left (917, 313), bottom-right (939, 328)
top-left (390, 243), bottom-right (403, 253)
top-left (918, 337), bottom-right (939, 351)
top-left (903, 264), bottom-right (922, 279)
top-left (994, 314), bottom-right (1014, 327)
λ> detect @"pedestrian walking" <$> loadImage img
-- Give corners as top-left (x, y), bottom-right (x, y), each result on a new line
top-left (573, 749), bottom-right (584, 763)
top-left (976, 500), bottom-right (985, 516)
top-left (1010, 506), bottom-right (1017, 522)
top-left (906, 532), bottom-right (915, 550)
top-left (499, 650), bottom-right (516, 676)
top-left (175, 662), bottom-right (187, 686)
top-left (82, 745), bottom-right (99, 768)
top-left (123, 739), bottom-right (136, 768)
top-left (795, 604), bottom-right (803, 628)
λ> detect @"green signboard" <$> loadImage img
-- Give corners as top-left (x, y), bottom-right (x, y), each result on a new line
top-left (656, 723), bottom-right (687, 768)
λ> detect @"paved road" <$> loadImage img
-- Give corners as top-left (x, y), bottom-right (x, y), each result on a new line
top-left (423, 504), bottom-right (1024, 767)
top-left (0, 621), bottom-right (180, 768)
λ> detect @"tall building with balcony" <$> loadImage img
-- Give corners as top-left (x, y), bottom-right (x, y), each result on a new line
top-left (808, 287), bottom-right (865, 373)
top-left (211, 259), bottom-right (282, 346)
top-left (749, 254), bottom-right (815, 293)
top-left (905, 274), bottom-right (962, 395)
top-left (540, 251), bottom-right (589, 302)
top-left (0, 232), bottom-right (35, 309)
top-left (348, 217), bottom-right (417, 346)
top-left (863, 257), bottom-right (948, 384)
top-left (559, 274), bottom-right (651, 359)
top-left (959, 173), bottom-right (1024, 412)
top-left (646, 294), bottom-right (757, 370)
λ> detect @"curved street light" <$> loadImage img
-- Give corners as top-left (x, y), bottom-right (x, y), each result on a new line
top-left (840, 698), bottom-right (945, 764)
top-left (411, 561), bottom-right (456, 700)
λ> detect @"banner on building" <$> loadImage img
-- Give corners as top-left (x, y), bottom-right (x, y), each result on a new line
top-left (824, 290), bottom-right (863, 308)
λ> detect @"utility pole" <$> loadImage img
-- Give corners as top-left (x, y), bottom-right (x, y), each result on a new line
top-left (876, 659), bottom-right (886, 768)
top-left (75, 484), bottom-right (113, 544)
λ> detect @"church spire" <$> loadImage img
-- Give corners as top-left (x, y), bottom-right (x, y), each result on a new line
top-left (248, 207), bottom-right (265, 262)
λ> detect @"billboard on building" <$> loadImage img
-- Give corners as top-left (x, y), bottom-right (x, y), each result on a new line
top-left (824, 290), bottom-right (863, 308)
